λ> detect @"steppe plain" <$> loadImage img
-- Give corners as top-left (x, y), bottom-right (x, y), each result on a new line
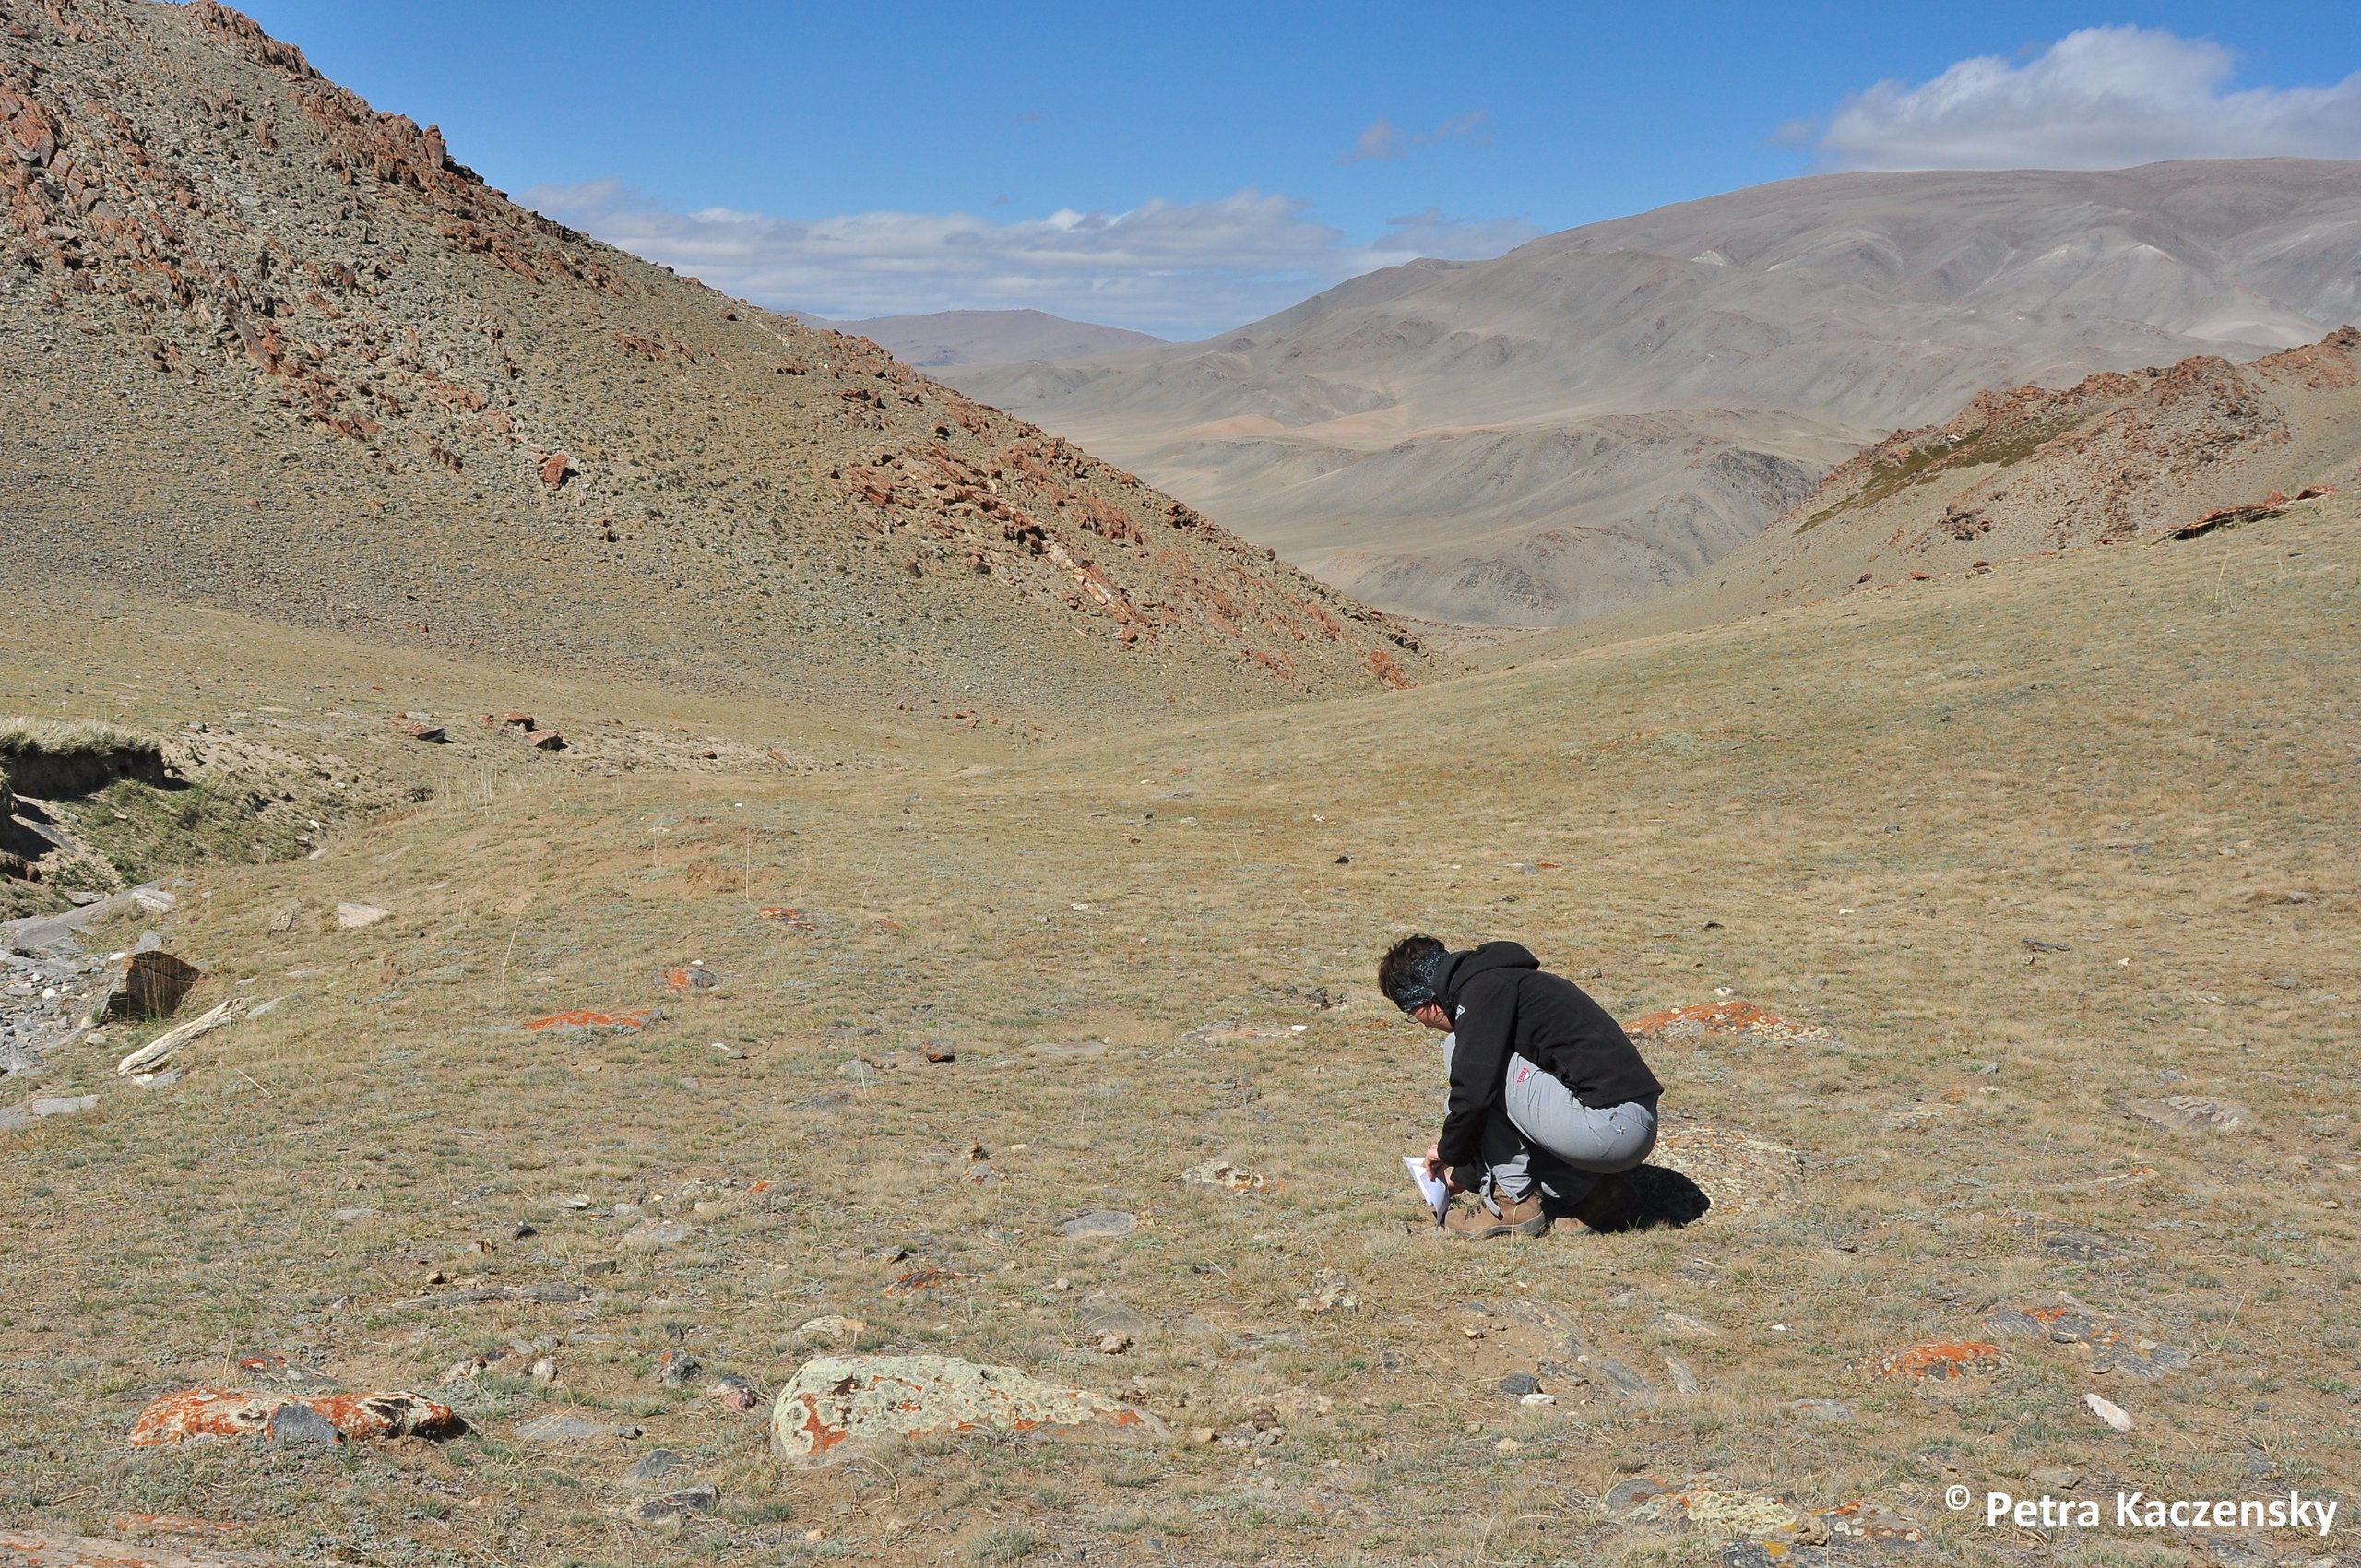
top-left (4, 494), bottom-right (2357, 1567)
top-left (5, 4), bottom-right (2360, 1565)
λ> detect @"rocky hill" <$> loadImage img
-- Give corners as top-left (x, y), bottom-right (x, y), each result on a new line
top-left (803, 308), bottom-right (1165, 368)
top-left (0, 0), bottom-right (1433, 721)
top-left (947, 160), bottom-right (2361, 625)
top-left (1491, 327), bottom-right (2361, 655)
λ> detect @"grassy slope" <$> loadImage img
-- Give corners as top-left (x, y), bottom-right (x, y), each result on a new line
top-left (0, 502), bottom-right (2355, 1564)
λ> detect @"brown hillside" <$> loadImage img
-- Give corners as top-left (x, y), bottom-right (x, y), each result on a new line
top-left (1503, 327), bottom-right (2361, 656)
top-left (0, 0), bottom-right (1432, 721)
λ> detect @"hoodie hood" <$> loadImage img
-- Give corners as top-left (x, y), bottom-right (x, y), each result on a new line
top-left (1439, 941), bottom-right (1539, 1003)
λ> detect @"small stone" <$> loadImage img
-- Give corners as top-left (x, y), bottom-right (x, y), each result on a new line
top-left (623, 1448), bottom-right (682, 1486)
top-left (1294, 1269), bottom-right (1358, 1315)
top-left (2032, 1464), bottom-right (2077, 1489)
top-left (711, 1373), bottom-right (761, 1410)
top-left (1190, 1425), bottom-right (1218, 1444)
top-left (1095, 1333), bottom-right (1133, 1355)
top-left (335, 903), bottom-right (390, 930)
top-left (1181, 1158), bottom-right (1274, 1194)
top-left (1591, 1358), bottom-right (1656, 1403)
top-left (1780, 1398), bottom-right (1854, 1423)
top-left (2085, 1392), bottom-right (2133, 1431)
top-left (266, 1403), bottom-right (341, 1444)
top-left (793, 1314), bottom-right (865, 1344)
top-left (656, 1349), bottom-right (702, 1388)
top-left (1663, 1354), bottom-right (1701, 1396)
top-left (1494, 1437), bottom-right (1523, 1455)
top-left (1059, 1209), bottom-right (1135, 1240)
top-left (528, 1357), bottom-right (557, 1383)
top-left (1497, 1373), bottom-right (1540, 1398)
top-left (1520, 1391), bottom-right (1557, 1406)
top-left (619, 1219), bottom-right (692, 1252)
top-left (583, 1260), bottom-right (618, 1277)
top-left (635, 1483), bottom-right (718, 1523)
top-left (29, 1094), bottom-right (98, 1117)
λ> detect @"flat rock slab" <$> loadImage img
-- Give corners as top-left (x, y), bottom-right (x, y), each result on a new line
top-left (1984, 1292), bottom-right (2193, 1379)
top-left (635, 1483), bottom-right (718, 1523)
top-left (130, 1389), bottom-right (461, 1446)
top-left (617, 1219), bottom-right (693, 1251)
top-left (1182, 1022), bottom-right (1300, 1046)
top-left (334, 903), bottom-right (390, 930)
top-left (0, 1530), bottom-right (260, 1568)
top-left (770, 1354), bottom-right (1168, 1460)
top-left (1058, 1209), bottom-right (1136, 1239)
top-left (623, 1448), bottom-right (683, 1486)
top-left (519, 1007), bottom-right (660, 1035)
top-left (1862, 1341), bottom-right (2004, 1394)
top-left (2011, 1215), bottom-right (2153, 1261)
top-left (516, 1413), bottom-right (645, 1442)
top-left (1607, 1475), bottom-right (1922, 1562)
top-left (2120, 1094), bottom-right (2253, 1134)
top-left (1610, 1123), bottom-right (1805, 1228)
top-left (1180, 1159), bottom-right (1274, 1194)
top-left (28, 1094), bottom-right (97, 1118)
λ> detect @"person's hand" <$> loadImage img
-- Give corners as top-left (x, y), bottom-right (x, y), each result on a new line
top-left (1442, 1166), bottom-right (1467, 1195)
top-left (1419, 1144), bottom-right (1442, 1180)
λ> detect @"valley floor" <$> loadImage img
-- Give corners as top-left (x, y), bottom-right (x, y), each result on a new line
top-left (3, 502), bottom-right (2356, 1566)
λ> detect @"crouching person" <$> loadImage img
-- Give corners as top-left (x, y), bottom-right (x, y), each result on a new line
top-left (1381, 934), bottom-right (1663, 1239)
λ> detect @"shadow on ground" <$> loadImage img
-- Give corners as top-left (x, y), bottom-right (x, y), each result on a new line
top-left (1596, 1165), bottom-right (1712, 1231)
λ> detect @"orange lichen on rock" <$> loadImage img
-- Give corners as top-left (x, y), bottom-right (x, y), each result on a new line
top-left (128, 1388), bottom-right (461, 1445)
top-left (1866, 1342), bottom-right (2004, 1382)
top-left (1626, 1000), bottom-right (1832, 1046)
top-left (884, 1265), bottom-right (966, 1297)
top-left (519, 1007), bottom-right (658, 1033)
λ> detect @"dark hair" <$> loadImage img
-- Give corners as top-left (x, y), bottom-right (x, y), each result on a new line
top-left (1378, 934), bottom-right (1449, 1014)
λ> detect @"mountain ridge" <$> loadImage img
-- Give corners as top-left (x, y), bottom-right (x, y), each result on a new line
top-left (946, 158), bottom-right (2361, 624)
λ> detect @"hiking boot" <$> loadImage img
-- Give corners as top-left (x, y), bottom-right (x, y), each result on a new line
top-left (1442, 1192), bottom-right (1552, 1240)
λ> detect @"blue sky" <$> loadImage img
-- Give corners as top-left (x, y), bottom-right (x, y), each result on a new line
top-left (233, 2), bottom-right (2361, 338)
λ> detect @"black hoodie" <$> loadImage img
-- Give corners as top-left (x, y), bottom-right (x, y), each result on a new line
top-left (1434, 941), bottom-right (1664, 1170)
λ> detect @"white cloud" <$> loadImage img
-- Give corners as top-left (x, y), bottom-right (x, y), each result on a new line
top-left (1820, 25), bottom-right (2361, 171)
top-left (522, 179), bottom-right (1535, 339)
top-left (1341, 110), bottom-right (1491, 164)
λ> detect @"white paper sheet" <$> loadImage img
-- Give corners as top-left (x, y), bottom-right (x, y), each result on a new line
top-left (1404, 1154), bottom-right (1450, 1222)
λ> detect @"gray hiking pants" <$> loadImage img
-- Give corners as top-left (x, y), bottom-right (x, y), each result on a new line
top-left (1442, 1032), bottom-right (1658, 1206)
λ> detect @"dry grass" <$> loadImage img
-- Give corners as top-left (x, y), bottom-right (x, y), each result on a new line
top-left (1, 502), bottom-right (2355, 1565)
top-left (0, 714), bottom-right (160, 788)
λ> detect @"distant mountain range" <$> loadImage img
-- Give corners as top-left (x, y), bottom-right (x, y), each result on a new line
top-left (797, 309), bottom-right (1165, 368)
top-left (946, 160), bottom-right (2361, 624)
